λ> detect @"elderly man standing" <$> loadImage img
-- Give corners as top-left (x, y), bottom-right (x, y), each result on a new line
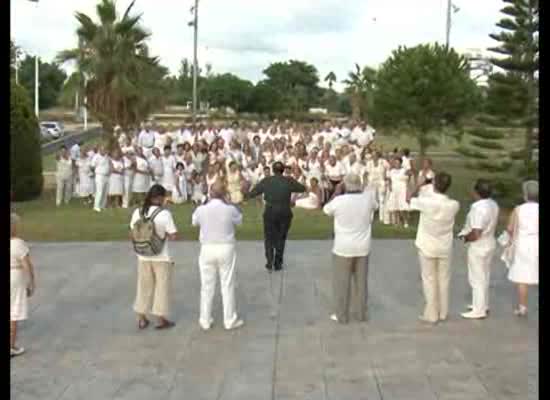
top-left (91, 145), bottom-right (111, 212)
top-left (458, 179), bottom-right (499, 319)
top-left (408, 172), bottom-right (460, 324)
top-left (192, 181), bottom-right (244, 331)
top-left (323, 174), bottom-right (378, 324)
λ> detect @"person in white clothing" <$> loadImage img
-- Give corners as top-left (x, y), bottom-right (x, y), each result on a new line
top-left (366, 152), bottom-right (388, 223)
top-left (192, 181), bottom-right (244, 331)
top-left (55, 146), bottom-right (74, 207)
top-left (132, 147), bottom-right (151, 204)
top-left (137, 126), bottom-right (155, 158)
top-left (386, 157), bottom-right (411, 227)
top-left (130, 184), bottom-right (178, 330)
top-left (160, 145), bottom-right (177, 199)
top-left (295, 177), bottom-right (322, 210)
top-left (323, 174), bottom-right (378, 323)
top-left (122, 152), bottom-right (135, 208)
top-left (148, 148), bottom-right (164, 187)
top-left (505, 180), bottom-right (538, 316)
top-left (92, 146), bottom-right (111, 212)
top-left (11, 213), bottom-right (36, 358)
top-left (76, 148), bottom-right (94, 204)
top-left (108, 149), bottom-right (124, 207)
top-left (408, 172), bottom-right (460, 324)
top-left (458, 179), bottom-right (500, 319)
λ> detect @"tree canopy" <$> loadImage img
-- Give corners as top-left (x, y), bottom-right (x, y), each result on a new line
top-left (374, 43), bottom-right (480, 156)
top-left (18, 55), bottom-right (67, 110)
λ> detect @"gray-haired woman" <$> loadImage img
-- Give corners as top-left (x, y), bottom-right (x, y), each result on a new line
top-left (506, 180), bottom-right (539, 316)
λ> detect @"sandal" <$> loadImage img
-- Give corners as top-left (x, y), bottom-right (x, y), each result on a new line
top-left (155, 320), bottom-right (175, 330)
top-left (138, 318), bottom-right (150, 330)
top-left (11, 347), bottom-right (25, 357)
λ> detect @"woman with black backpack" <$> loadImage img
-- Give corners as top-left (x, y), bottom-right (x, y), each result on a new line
top-left (129, 184), bottom-right (178, 330)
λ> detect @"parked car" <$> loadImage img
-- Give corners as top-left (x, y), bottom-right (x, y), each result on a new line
top-left (39, 125), bottom-right (53, 142)
top-left (40, 121), bottom-right (64, 139)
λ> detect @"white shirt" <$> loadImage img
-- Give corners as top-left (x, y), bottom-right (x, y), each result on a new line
top-left (92, 154), bottom-right (110, 176)
top-left (325, 162), bottom-right (346, 180)
top-left (148, 156), bottom-right (164, 177)
top-left (56, 157), bottom-right (73, 180)
top-left (130, 206), bottom-right (177, 262)
top-left (11, 238), bottom-right (29, 269)
top-left (70, 144), bottom-right (80, 161)
top-left (460, 198), bottom-right (500, 251)
top-left (323, 191), bottom-right (378, 257)
top-left (192, 199), bottom-right (243, 244)
top-left (138, 130), bottom-right (155, 149)
top-left (410, 192), bottom-right (460, 258)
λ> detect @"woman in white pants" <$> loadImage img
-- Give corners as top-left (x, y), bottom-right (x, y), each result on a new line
top-left (366, 152), bottom-right (388, 223)
top-left (130, 184), bottom-right (178, 330)
top-left (92, 146), bottom-right (111, 212)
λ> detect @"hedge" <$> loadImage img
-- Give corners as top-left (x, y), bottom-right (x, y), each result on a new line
top-left (470, 139), bottom-right (505, 150)
top-left (11, 81), bottom-right (43, 201)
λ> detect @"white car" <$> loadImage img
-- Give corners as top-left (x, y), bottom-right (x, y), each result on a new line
top-left (40, 121), bottom-right (64, 139)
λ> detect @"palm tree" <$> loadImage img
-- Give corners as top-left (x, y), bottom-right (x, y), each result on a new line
top-left (57, 0), bottom-right (166, 148)
top-left (324, 71), bottom-right (337, 90)
top-left (343, 64), bottom-right (376, 120)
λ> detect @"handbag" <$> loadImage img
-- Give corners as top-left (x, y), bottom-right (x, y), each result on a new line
top-left (498, 213), bottom-right (519, 269)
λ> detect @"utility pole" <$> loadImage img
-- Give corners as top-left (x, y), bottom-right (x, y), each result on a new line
top-left (191, 0), bottom-right (199, 123)
top-left (446, 0), bottom-right (451, 47)
top-left (35, 55), bottom-right (39, 117)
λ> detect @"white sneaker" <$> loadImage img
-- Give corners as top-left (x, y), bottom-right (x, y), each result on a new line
top-left (514, 306), bottom-right (528, 317)
top-left (199, 323), bottom-right (212, 331)
top-left (467, 305), bottom-right (490, 314)
top-left (225, 319), bottom-right (244, 331)
top-left (330, 314), bottom-right (339, 322)
top-left (404, 223), bottom-right (409, 228)
top-left (10, 347), bottom-right (25, 357)
top-left (461, 310), bottom-right (487, 319)
top-left (93, 207), bottom-right (102, 213)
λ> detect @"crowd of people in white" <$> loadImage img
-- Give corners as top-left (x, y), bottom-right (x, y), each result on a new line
top-left (55, 120), bottom-right (432, 228)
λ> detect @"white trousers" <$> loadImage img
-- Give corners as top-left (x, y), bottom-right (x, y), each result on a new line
top-left (467, 246), bottom-right (495, 314)
top-left (94, 175), bottom-right (109, 210)
top-left (123, 175), bottom-right (133, 208)
top-left (418, 250), bottom-right (451, 322)
top-left (198, 243), bottom-right (239, 329)
top-left (56, 176), bottom-right (72, 206)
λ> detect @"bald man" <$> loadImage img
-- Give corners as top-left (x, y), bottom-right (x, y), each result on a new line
top-left (191, 181), bottom-right (244, 331)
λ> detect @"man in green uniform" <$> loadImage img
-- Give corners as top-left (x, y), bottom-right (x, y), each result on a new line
top-left (246, 162), bottom-right (306, 271)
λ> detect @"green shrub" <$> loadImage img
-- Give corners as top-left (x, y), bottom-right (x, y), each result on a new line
top-left (10, 81), bottom-right (43, 201)
top-left (455, 146), bottom-right (488, 159)
top-left (468, 127), bottom-right (505, 140)
top-left (470, 139), bottom-right (505, 150)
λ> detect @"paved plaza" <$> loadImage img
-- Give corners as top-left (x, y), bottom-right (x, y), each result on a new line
top-left (11, 240), bottom-right (538, 400)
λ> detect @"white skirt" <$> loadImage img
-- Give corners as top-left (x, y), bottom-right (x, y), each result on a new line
top-left (11, 269), bottom-right (28, 321)
top-left (108, 174), bottom-right (124, 196)
top-left (508, 235), bottom-right (538, 284)
top-left (78, 174), bottom-right (94, 197)
top-left (387, 184), bottom-right (409, 211)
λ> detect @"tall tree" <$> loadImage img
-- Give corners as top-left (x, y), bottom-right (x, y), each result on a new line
top-left (57, 0), bottom-right (168, 147)
top-left (343, 64), bottom-right (376, 121)
top-left (488, 0), bottom-right (538, 176)
top-left (262, 60), bottom-right (320, 113)
top-left (18, 55), bottom-right (67, 110)
top-left (374, 43), bottom-right (479, 158)
top-left (201, 73), bottom-right (253, 112)
top-left (324, 71), bottom-right (337, 90)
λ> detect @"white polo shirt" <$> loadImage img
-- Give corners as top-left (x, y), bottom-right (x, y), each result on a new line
top-left (323, 191), bottom-right (378, 257)
top-left (325, 162), bottom-right (346, 180)
top-left (460, 198), bottom-right (500, 251)
top-left (192, 199), bottom-right (243, 245)
top-left (130, 206), bottom-right (178, 262)
top-left (410, 192), bottom-right (460, 258)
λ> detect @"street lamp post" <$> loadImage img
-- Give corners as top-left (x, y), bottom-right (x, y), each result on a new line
top-left (34, 55), bottom-right (39, 118)
top-left (446, 0), bottom-right (451, 47)
top-left (191, 0), bottom-right (199, 123)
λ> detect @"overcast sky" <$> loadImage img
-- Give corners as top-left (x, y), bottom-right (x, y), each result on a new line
top-left (11, 0), bottom-right (504, 89)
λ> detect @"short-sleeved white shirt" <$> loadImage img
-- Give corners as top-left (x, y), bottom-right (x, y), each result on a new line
top-left (130, 206), bottom-right (178, 262)
top-left (192, 199), bottom-right (242, 245)
top-left (11, 238), bottom-right (29, 269)
top-left (461, 198), bottom-right (500, 251)
top-left (325, 162), bottom-right (346, 180)
top-left (410, 193), bottom-right (460, 258)
top-left (323, 191), bottom-right (378, 257)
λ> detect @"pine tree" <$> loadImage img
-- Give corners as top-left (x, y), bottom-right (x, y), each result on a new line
top-left (488, 0), bottom-right (538, 177)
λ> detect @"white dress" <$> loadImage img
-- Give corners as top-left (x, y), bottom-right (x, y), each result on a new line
top-left (508, 202), bottom-right (539, 284)
top-left (76, 158), bottom-right (94, 197)
top-left (387, 168), bottom-right (409, 211)
top-left (172, 171), bottom-right (188, 204)
top-left (160, 155), bottom-right (177, 192)
top-left (108, 159), bottom-right (124, 196)
top-left (133, 157), bottom-right (150, 193)
top-left (295, 191), bottom-right (319, 210)
top-left (11, 238), bottom-right (30, 321)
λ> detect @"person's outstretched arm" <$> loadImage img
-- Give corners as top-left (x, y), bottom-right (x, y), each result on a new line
top-left (288, 178), bottom-right (306, 193)
top-left (245, 179), bottom-right (265, 199)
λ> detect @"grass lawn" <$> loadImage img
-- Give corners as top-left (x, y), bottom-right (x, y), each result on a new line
top-left (16, 159), bottom-right (514, 242)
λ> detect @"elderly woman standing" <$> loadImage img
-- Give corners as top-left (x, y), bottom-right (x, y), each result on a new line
top-left (11, 214), bottom-right (36, 357)
top-left (506, 180), bottom-right (539, 316)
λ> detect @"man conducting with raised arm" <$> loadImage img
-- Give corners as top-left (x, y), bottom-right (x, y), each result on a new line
top-left (246, 161), bottom-right (306, 272)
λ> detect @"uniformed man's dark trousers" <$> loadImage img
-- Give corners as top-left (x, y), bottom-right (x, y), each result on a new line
top-left (263, 208), bottom-right (293, 269)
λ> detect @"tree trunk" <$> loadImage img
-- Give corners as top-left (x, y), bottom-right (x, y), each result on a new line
top-left (351, 93), bottom-right (360, 120)
top-left (101, 120), bottom-right (117, 152)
